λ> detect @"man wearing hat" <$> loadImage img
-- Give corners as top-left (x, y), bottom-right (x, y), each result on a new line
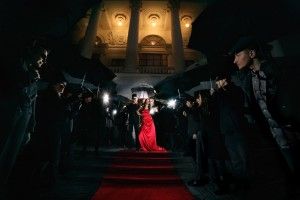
top-left (0, 42), bottom-right (49, 187)
top-left (214, 73), bottom-right (249, 192)
top-left (230, 36), bottom-right (299, 178)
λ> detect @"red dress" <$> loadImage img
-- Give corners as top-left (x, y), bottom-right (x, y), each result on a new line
top-left (138, 109), bottom-right (166, 152)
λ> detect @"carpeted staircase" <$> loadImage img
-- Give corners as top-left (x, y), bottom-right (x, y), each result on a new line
top-left (91, 151), bottom-right (195, 200)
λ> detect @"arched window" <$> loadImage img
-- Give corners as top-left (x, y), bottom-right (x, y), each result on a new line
top-left (139, 35), bottom-right (167, 67)
top-left (140, 35), bottom-right (166, 48)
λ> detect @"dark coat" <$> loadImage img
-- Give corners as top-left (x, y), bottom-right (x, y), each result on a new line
top-left (205, 103), bottom-right (229, 160)
top-left (126, 103), bottom-right (140, 123)
top-left (231, 61), bottom-right (299, 131)
top-left (214, 83), bottom-right (248, 136)
top-left (185, 106), bottom-right (201, 137)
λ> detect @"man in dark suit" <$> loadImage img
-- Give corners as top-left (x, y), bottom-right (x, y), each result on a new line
top-left (214, 75), bottom-right (249, 190)
top-left (125, 94), bottom-right (140, 150)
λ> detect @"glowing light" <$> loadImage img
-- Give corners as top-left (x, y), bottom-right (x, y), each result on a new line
top-left (103, 93), bottom-right (110, 105)
top-left (181, 15), bottom-right (192, 29)
top-left (138, 91), bottom-right (149, 99)
top-left (117, 21), bottom-right (123, 26)
top-left (149, 14), bottom-right (159, 28)
top-left (150, 41), bottom-right (156, 45)
top-left (112, 109), bottom-right (117, 115)
top-left (115, 14), bottom-right (126, 27)
top-left (150, 107), bottom-right (158, 115)
top-left (167, 99), bottom-right (176, 109)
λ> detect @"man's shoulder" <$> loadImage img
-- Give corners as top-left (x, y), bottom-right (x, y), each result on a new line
top-left (126, 102), bottom-right (133, 107)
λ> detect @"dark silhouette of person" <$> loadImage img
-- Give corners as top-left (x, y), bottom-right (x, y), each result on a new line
top-left (0, 42), bottom-right (48, 188)
top-left (230, 36), bottom-right (300, 197)
top-left (213, 75), bottom-right (249, 190)
top-left (76, 90), bottom-right (97, 153)
top-left (125, 94), bottom-right (140, 150)
top-left (33, 77), bottom-right (67, 186)
top-left (230, 36), bottom-right (299, 174)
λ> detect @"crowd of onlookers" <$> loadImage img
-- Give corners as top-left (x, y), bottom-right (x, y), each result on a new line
top-left (174, 36), bottom-right (300, 197)
top-left (1, 36), bottom-right (300, 199)
top-left (0, 41), bottom-right (124, 197)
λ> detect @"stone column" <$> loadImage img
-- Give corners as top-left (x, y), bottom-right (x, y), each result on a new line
top-left (168, 0), bottom-right (185, 73)
top-left (124, 0), bottom-right (142, 73)
top-left (80, 3), bottom-right (103, 59)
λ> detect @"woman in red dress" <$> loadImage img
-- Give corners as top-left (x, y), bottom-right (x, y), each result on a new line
top-left (137, 98), bottom-right (166, 152)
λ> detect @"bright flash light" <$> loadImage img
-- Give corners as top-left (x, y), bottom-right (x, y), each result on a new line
top-left (112, 109), bottom-right (117, 115)
top-left (167, 99), bottom-right (176, 109)
top-left (103, 93), bottom-right (109, 104)
top-left (185, 23), bottom-right (190, 28)
top-left (150, 107), bottom-right (158, 115)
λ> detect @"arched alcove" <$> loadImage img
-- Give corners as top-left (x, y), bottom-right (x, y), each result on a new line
top-left (140, 35), bottom-right (167, 48)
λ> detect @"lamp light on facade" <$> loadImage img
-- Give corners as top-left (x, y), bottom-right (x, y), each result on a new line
top-left (150, 41), bottom-right (156, 45)
top-left (117, 21), bottom-right (123, 26)
top-left (181, 15), bottom-right (192, 28)
top-left (149, 14), bottom-right (159, 28)
top-left (115, 14), bottom-right (126, 27)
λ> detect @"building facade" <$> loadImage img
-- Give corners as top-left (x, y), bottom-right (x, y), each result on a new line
top-left (71, 0), bottom-right (206, 98)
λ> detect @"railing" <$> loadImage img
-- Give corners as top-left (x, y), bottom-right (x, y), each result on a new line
top-left (108, 66), bottom-right (124, 73)
top-left (108, 66), bottom-right (175, 74)
top-left (137, 66), bottom-right (175, 74)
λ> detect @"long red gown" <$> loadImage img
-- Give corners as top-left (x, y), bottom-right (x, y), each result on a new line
top-left (138, 109), bottom-right (166, 152)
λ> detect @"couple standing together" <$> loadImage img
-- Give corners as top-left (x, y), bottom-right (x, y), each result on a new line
top-left (126, 94), bottom-right (165, 152)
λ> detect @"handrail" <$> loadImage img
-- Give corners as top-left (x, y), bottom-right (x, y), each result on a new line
top-left (108, 66), bottom-right (175, 74)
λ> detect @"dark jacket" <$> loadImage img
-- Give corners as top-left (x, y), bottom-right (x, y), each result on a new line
top-left (231, 61), bottom-right (296, 129)
top-left (214, 83), bottom-right (248, 136)
top-left (126, 103), bottom-right (140, 123)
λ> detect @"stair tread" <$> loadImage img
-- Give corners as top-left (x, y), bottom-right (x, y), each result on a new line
top-left (104, 174), bottom-right (181, 180)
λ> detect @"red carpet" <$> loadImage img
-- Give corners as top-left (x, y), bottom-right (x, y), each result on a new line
top-left (91, 151), bottom-right (195, 200)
